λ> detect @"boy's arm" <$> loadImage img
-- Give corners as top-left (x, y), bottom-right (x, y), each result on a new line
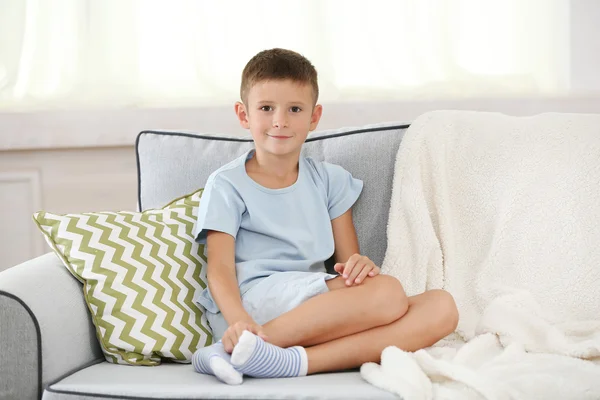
top-left (205, 230), bottom-right (252, 325)
top-left (331, 209), bottom-right (380, 286)
top-left (331, 209), bottom-right (360, 264)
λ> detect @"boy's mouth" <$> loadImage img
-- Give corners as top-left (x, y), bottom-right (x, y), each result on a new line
top-left (267, 134), bottom-right (292, 139)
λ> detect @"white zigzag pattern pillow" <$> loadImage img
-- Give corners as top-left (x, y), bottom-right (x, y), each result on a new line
top-left (33, 189), bottom-right (213, 365)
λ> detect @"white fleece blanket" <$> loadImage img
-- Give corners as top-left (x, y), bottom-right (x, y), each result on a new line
top-left (361, 111), bottom-right (600, 399)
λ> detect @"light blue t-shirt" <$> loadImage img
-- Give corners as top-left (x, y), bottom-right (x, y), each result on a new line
top-left (193, 149), bottom-right (363, 313)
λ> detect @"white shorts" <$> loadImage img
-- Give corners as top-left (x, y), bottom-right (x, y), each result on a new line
top-left (206, 271), bottom-right (338, 341)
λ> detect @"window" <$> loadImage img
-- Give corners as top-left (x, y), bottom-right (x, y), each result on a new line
top-left (0, 0), bottom-right (569, 111)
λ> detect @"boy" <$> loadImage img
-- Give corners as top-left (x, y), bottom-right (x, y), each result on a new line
top-left (192, 48), bottom-right (458, 385)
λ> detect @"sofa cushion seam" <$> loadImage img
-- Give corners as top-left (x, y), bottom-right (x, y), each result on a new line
top-left (45, 382), bottom-right (220, 400)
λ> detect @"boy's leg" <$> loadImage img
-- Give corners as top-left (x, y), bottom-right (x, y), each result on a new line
top-left (230, 289), bottom-right (458, 378)
top-left (306, 289), bottom-right (458, 374)
top-left (230, 331), bottom-right (309, 379)
top-left (192, 341), bottom-right (243, 385)
top-left (261, 275), bottom-right (410, 348)
top-left (193, 312), bottom-right (243, 385)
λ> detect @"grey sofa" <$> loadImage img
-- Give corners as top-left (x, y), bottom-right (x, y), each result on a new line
top-left (0, 122), bottom-right (409, 400)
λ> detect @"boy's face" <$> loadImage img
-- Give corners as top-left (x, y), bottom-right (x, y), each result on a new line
top-left (235, 79), bottom-right (322, 159)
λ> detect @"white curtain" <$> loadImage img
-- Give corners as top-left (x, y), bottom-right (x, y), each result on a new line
top-left (0, 0), bottom-right (569, 111)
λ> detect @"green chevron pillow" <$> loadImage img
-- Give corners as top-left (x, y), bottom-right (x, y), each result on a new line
top-left (33, 189), bottom-right (213, 366)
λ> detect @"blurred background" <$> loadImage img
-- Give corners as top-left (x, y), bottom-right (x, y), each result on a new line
top-left (1, 0), bottom-right (599, 271)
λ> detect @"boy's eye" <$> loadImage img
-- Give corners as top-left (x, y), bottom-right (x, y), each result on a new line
top-left (290, 106), bottom-right (301, 113)
top-left (260, 106), bottom-right (272, 111)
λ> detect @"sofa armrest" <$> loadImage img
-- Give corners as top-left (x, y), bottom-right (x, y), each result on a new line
top-left (0, 253), bottom-right (103, 400)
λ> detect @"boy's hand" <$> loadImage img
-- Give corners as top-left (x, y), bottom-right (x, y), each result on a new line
top-left (222, 320), bottom-right (268, 353)
top-left (334, 253), bottom-right (380, 286)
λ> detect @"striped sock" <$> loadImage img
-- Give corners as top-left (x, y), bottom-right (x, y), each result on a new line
top-left (192, 341), bottom-right (243, 385)
top-left (230, 330), bottom-right (308, 378)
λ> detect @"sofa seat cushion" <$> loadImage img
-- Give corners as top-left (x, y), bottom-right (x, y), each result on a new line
top-left (43, 362), bottom-right (397, 399)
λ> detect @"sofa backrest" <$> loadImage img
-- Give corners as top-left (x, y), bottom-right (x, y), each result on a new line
top-left (136, 122), bottom-right (408, 267)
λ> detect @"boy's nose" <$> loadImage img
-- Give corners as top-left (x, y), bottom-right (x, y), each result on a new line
top-left (272, 113), bottom-right (288, 128)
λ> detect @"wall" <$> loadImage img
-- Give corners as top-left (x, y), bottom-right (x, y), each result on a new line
top-left (1, 1), bottom-right (599, 271)
top-left (0, 147), bottom-right (137, 271)
top-left (570, 0), bottom-right (600, 93)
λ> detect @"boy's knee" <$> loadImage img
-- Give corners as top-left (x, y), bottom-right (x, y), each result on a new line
top-left (429, 289), bottom-right (459, 335)
top-left (369, 275), bottom-right (409, 323)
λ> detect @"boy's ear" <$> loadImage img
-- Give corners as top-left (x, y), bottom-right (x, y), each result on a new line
top-left (309, 104), bottom-right (323, 132)
top-left (235, 101), bottom-right (250, 129)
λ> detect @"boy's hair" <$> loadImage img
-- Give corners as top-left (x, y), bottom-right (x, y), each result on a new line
top-left (240, 48), bottom-right (319, 105)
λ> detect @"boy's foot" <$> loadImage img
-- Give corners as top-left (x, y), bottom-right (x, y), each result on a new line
top-left (231, 330), bottom-right (308, 378)
top-left (192, 341), bottom-right (243, 385)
